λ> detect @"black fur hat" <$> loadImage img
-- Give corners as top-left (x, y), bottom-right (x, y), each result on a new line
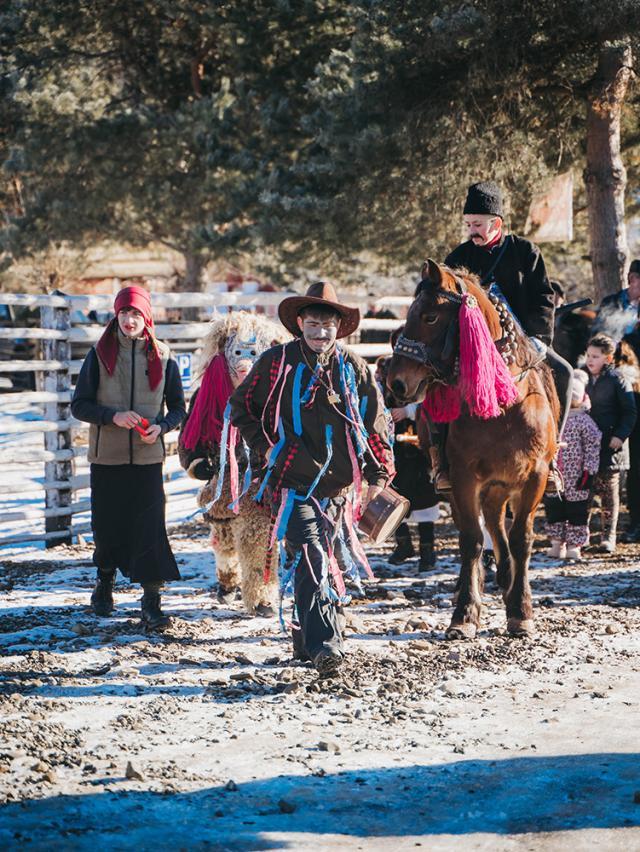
top-left (630, 259), bottom-right (640, 276)
top-left (463, 181), bottom-right (504, 218)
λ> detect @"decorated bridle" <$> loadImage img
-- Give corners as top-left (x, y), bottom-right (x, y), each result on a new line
top-left (393, 275), bottom-right (520, 384)
top-left (393, 276), bottom-right (471, 383)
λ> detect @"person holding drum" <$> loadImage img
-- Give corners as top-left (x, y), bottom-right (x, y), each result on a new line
top-left (230, 282), bottom-right (394, 676)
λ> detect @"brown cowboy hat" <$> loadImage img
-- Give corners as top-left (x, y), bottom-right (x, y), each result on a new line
top-left (278, 281), bottom-right (360, 339)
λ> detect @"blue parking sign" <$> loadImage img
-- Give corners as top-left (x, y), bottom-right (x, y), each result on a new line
top-left (176, 353), bottom-right (192, 391)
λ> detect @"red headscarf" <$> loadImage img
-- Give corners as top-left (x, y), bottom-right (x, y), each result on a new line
top-left (96, 285), bottom-right (163, 390)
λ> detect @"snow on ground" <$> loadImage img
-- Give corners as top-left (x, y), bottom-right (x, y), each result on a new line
top-left (1, 514), bottom-right (640, 850)
top-left (0, 400), bottom-right (200, 549)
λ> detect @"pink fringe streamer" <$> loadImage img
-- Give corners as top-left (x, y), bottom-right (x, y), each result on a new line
top-left (328, 549), bottom-right (347, 597)
top-left (345, 424), bottom-right (363, 521)
top-left (228, 424), bottom-right (239, 515)
top-left (344, 499), bottom-right (374, 579)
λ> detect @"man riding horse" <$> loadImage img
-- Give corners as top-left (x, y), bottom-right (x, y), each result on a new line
top-left (387, 261), bottom-right (559, 637)
top-left (423, 181), bottom-right (572, 493)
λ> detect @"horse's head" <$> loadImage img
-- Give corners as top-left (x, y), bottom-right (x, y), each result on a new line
top-left (387, 259), bottom-right (467, 403)
top-left (387, 259), bottom-right (515, 421)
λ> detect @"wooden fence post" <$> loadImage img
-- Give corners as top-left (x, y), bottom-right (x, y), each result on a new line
top-left (41, 295), bottom-right (73, 547)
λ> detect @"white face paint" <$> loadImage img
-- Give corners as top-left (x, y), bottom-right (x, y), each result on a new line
top-left (296, 314), bottom-right (340, 355)
top-left (224, 333), bottom-right (258, 388)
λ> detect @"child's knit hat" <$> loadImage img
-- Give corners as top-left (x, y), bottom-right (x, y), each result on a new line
top-left (572, 369), bottom-right (589, 405)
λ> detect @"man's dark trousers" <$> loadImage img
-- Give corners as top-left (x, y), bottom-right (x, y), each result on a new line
top-left (284, 496), bottom-right (346, 660)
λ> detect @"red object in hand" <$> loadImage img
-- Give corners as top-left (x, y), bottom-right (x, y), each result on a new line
top-left (134, 417), bottom-right (150, 436)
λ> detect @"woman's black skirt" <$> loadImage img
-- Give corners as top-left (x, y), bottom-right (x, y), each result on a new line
top-left (90, 463), bottom-right (180, 584)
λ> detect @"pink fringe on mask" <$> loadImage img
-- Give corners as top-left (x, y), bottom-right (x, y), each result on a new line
top-left (181, 354), bottom-right (235, 450)
top-left (458, 293), bottom-right (519, 418)
top-left (421, 293), bottom-right (519, 423)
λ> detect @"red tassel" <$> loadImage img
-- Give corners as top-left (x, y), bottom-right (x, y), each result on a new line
top-left (422, 384), bottom-right (462, 423)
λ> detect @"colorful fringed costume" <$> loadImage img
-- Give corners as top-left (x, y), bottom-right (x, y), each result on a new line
top-left (178, 313), bottom-right (290, 614)
top-left (230, 335), bottom-right (394, 661)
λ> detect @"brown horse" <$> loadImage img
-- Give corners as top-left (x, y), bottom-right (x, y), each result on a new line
top-left (387, 260), bottom-right (558, 638)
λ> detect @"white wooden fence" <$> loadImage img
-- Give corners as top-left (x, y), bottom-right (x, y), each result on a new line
top-left (0, 289), bottom-right (410, 548)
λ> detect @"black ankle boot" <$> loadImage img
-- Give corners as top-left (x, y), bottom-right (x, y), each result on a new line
top-left (90, 571), bottom-right (115, 616)
top-left (389, 523), bottom-right (415, 564)
top-left (141, 584), bottom-right (171, 630)
top-left (418, 522), bottom-right (436, 570)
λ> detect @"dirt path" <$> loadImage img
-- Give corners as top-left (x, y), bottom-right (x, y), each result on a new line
top-left (1, 521), bottom-right (639, 850)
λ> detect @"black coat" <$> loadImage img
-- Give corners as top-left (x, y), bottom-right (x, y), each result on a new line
top-left (391, 417), bottom-right (438, 511)
top-left (230, 339), bottom-right (393, 499)
top-left (586, 365), bottom-right (637, 471)
top-left (445, 234), bottom-right (556, 344)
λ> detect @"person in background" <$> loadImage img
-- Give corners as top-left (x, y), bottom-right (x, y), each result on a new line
top-left (375, 353), bottom-right (439, 570)
top-left (593, 259), bottom-right (640, 339)
top-left (71, 286), bottom-right (186, 629)
top-left (584, 334), bottom-right (637, 554)
top-left (360, 295), bottom-right (398, 345)
top-left (544, 370), bottom-right (601, 560)
top-left (614, 339), bottom-right (640, 543)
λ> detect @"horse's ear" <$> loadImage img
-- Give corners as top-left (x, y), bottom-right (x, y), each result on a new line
top-left (421, 258), bottom-right (443, 285)
top-left (390, 324), bottom-right (404, 347)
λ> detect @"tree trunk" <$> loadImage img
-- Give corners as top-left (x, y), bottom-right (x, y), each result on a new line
top-left (177, 252), bottom-right (205, 292)
top-left (584, 43), bottom-right (633, 302)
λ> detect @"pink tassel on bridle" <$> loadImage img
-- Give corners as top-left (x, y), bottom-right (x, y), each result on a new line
top-left (458, 292), bottom-right (518, 418)
top-left (421, 291), bottom-right (518, 423)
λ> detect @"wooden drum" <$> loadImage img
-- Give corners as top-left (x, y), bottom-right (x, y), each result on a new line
top-left (358, 486), bottom-right (410, 545)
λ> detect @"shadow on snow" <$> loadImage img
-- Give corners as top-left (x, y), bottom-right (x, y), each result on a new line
top-left (1, 753), bottom-right (638, 849)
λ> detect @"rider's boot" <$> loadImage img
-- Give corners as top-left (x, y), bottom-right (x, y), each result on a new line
top-left (428, 446), bottom-right (452, 495)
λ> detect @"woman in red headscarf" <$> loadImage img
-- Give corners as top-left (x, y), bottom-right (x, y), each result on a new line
top-left (71, 285), bottom-right (186, 629)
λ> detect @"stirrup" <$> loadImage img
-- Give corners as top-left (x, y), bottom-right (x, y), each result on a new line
top-left (545, 461), bottom-right (564, 496)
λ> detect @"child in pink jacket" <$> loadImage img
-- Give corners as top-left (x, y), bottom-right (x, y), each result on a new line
top-left (544, 369), bottom-right (601, 560)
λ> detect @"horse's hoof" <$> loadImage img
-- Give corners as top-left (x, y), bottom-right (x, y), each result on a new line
top-left (445, 622), bottom-right (477, 641)
top-left (507, 618), bottom-right (535, 637)
top-left (254, 603), bottom-right (276, 618)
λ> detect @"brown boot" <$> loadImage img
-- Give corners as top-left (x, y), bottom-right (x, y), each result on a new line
top-left (429, 446), bottom-right (452, 494)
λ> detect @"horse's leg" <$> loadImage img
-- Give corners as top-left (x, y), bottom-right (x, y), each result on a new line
top-left (446, 479), bottom-right (483, 640)
top-left (505, 469), bottom-right (546, 637)
top-left (481, 487), bottom-right (512, 594)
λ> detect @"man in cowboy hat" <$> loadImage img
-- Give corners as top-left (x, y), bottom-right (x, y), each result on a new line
top-left (426, 180), bottom-right (572, 492)
top-left (230, 282), bottom-right (393, 676)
